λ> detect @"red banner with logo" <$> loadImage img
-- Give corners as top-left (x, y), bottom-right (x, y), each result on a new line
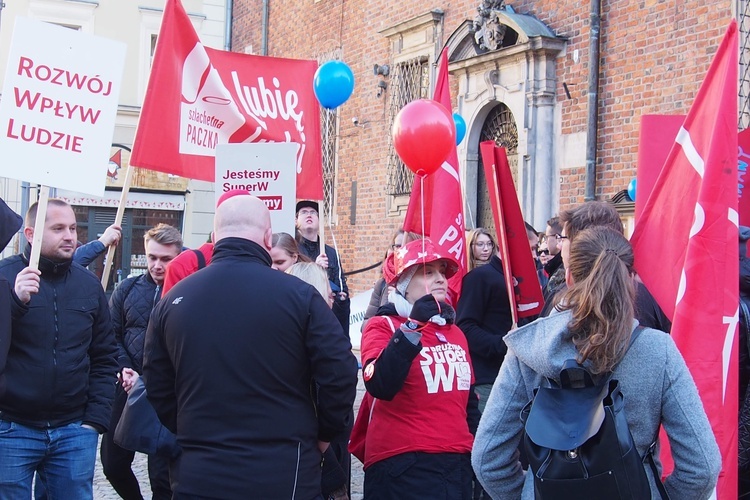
top-left (631, 20), bottom-right (738, 499)
top-left (479, 141), bottom-right (544, 322)
top-left (130, 0), bottom-right (323, 200)
top-left (403, 50), bottom-right (467, 300)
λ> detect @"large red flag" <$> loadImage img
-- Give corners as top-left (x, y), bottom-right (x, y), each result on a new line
top-left (479, 142), bottom-right (544, 323)
top-left (403, 49), bottom-right (467, 299)
top-left (630, 20), bottom-right (738, 499)
top-left (130, 0), bottom-right (323, 199)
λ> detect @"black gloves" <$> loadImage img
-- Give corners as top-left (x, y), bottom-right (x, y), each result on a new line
top-left (409, 294), bottom-right (442, 324)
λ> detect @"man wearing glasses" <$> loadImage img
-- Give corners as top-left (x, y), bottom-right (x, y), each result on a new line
top-left (539, 217), bottom-right (566, 317)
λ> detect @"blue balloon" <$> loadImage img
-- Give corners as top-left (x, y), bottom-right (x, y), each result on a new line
top-left (453, 113), bottom-right (466, 145)
top-left (313, 60), bottom-right (355, 109)
top-left (627, 178), bottom-right (637, 202)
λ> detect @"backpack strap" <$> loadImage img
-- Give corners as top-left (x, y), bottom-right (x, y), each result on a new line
top-left (192, 249), bottom-right (206, 270)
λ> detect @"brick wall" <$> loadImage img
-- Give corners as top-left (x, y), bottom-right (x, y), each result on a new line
top-left (231, 0), bottom-right (732, 293)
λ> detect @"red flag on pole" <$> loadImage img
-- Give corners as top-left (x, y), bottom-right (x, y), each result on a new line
top-left (630, 20), bottom-right (739, 499)
top-left (403, 49), bottom-right (467, 300)
top-left (130, 0), bottom-right (323, 199)
top-left (479, 142), bottom-right (544, 323)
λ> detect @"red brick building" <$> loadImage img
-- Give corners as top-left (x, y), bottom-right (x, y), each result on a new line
top-left (231, 0), bottom-right (738, 293)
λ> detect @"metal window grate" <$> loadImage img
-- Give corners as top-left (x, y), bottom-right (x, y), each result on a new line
top-left (477, 103), bottom-right (519, 234)
top-left (741, 0), bottom-right (750, 129)
top-left (385, 57), bottom-right (431, 196)
top-left (314, 49), bottom-right (343, 218)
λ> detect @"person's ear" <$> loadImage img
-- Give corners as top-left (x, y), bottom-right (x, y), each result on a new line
top-left (23, 227), bottom-right (34, 245)
top-left (263, 228), bottom-right (273, 250)
top-left (565, 267), bottom-right (574, 287)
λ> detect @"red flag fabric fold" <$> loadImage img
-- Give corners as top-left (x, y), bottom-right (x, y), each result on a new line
top-left (631, 20), bottom-right (739, 499)
top-left (478, 142), bottom-right (544, 323)
top-left (403, 49), bottom-right (467, 300)
top-left (130, 0), bottom-right (323, 199)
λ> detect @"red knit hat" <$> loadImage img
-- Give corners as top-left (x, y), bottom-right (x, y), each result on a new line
top-left (386, 238), bottom-right (459, 287)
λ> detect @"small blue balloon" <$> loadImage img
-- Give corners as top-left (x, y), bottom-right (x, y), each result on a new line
top-left (627, 178), bottom-right (637, 202)
top-left (313, 60), bottom-right (355, 109)
top-left (453, 113), bottom-right (466, 145)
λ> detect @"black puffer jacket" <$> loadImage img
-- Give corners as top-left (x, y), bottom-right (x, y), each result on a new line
top-left (0, 247), bottom-right (118, 431)
top-left (109, 272), bottom-right (160, 373)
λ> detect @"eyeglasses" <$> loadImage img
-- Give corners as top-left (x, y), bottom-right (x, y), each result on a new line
top-left (538, 249), bottom-right (550, 255)
top-left (474, 242), bottom-right (494, 249)
top-left (556, 234), bottom-right (569, 241)
top-left (298, 209), bottom-right (318, 216)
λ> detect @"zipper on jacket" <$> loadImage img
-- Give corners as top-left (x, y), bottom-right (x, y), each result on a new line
top-left (291, 442), bottom-right (300, 500)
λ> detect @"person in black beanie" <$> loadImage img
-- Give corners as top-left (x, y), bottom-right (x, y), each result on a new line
top-left (0, 197), bottom-right (22, 399)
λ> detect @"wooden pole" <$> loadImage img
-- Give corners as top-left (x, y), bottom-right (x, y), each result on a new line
top-left (488, 157), bottom-right (519, 327)
top-left (28, 185), bottom-right (50, 272)
top-left (101, 165), bottom-right (134, 290)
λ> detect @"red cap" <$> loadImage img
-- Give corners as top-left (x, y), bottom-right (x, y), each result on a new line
top-left (386, 238), bottom-right (459, 286)
top-left (217, 189), bottom-right (251, 207)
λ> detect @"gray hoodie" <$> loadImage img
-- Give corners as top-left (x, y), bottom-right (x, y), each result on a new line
top-left (472, 310), bottom-right (721, 500)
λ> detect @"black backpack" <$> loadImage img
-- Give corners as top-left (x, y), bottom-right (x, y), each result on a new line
top-left (520, 326), bottom-right (668, 499)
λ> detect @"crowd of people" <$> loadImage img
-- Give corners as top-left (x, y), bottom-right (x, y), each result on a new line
top-left (0, 190), bottom-right (737, 500)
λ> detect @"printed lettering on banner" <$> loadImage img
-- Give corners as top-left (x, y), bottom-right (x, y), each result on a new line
top-left (0, 18), bottom-right (125, 196)
top-left (418, 343), bottom-right (471, 393)
top-left (215, 143), bottom-right (297, 235)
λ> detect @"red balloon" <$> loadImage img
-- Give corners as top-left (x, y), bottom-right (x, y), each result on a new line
top-left (392, 99), bottom-right (456, 176)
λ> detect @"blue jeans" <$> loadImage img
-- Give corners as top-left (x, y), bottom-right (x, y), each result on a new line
top-left (0, 419), bottom-right (99, 500)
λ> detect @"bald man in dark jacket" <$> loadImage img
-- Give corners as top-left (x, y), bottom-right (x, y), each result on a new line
top-left (144, 195), bottom-right (358, 500)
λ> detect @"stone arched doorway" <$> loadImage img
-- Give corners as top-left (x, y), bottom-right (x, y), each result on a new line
top-left (477, 103), bottom-right (519, 235)
top-left (445, 5), bottom-right (564, 230)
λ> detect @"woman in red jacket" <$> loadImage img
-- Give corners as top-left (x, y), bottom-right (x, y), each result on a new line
top-left (358, 238), bottom-right (478, 499)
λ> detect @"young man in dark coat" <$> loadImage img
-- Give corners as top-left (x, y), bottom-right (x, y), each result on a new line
top-left (0, 199), bottom-right (118, 498)
top-left (144, 195), bottom-right (358, 499)
top-left (101, 223), bottom-right (182, 500)
top-left (295, 200), bottom-right (350, 336)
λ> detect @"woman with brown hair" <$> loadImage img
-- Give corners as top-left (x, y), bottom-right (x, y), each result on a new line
top-left (472, 227), bottom-right (720, 499)
top-left (270, 232), bottom-right (310, 272)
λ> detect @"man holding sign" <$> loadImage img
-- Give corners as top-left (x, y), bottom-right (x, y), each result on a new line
top-left (0, 199), bottom-right (118, 498)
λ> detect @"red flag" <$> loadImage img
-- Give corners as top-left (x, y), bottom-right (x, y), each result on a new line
top-left (130, 0), bottom-right (323, 199)
top-left (403, 49), bottom-right (467, 299)
top-left (631, 20), bottom-right (739, 499)
top-left (636, 115), bottom-right (685, 221)
top-left (479, 142), bottom-right (544, 322)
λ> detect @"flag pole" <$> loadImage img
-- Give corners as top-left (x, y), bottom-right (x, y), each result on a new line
top-left (101, 165), bottom-right (134, 290)
top-left (28, 185), bottom-right (50, 272)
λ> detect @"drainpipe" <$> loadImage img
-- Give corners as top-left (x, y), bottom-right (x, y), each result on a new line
top-left (224, 0), bottom-right (233, 51)
top-left (261, 0), bottom-right (269, 56)
top-left (584, 0), bottom-right (602, 201)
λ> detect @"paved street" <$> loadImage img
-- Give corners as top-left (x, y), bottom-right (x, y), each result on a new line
top-left (94, 367), bottom-right (367, 499)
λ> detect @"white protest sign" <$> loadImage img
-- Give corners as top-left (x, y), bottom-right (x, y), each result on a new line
top-left (0, 18), bottom-right (126, 196)
top-left (215, 142), bottom-right (297, 235)
top-left (349, 288), bottom-right (373, 350)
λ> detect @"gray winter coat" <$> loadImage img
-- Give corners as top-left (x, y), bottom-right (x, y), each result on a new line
top-left (472, 310), bottom-right (721, 500)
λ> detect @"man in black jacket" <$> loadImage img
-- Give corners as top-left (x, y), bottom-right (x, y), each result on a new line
top-left (296, 200), bottom-right (351, 336)
top-left (101, 223), bottom-right (182, 500)
top-left (144, 195), bottom-right (358, 499)
top-left (0, 199), bottom-right (118, 498)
